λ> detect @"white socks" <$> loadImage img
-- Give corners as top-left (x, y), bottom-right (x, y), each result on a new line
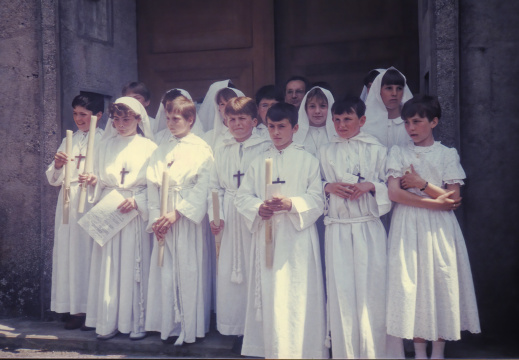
top-left (431, 340), bottom-right (446, 359)
top-left (414, 342), bottom-right (428, 359)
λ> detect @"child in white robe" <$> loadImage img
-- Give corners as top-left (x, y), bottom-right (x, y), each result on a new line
top-left (363, 67), bottom-right (414, 149)
top-left (319, 96), bottom-right (403, 359)
top-left (208, 97), bottom-right (271, 352)
top-left (82, 97), bottom-right (157, 340)
top-left (122, 81), bottom-right (158, 134)
top-left (386, 95), bottom-right (481, 359)
top-left (46, 93), bottom-right (104, 330)
top-left (235, 103), bottom-right (328, 359)
top-left (145, 95), bottom-right (214, 345)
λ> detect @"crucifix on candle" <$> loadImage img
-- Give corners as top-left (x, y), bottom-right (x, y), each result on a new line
top-left (75, 154), bottom-right (86, 169)
top-left (233, 170), bottom-right (244, 188)
top-left (120, 167), bottom-right (129, 185)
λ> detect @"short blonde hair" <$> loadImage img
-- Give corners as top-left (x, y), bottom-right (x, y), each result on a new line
top-left (224, 96), bottom-right (258, 119)
top-left (165, 96), bottom-right (196, 128)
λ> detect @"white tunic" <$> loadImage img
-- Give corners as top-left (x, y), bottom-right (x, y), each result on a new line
top-left (46, 128), bottom-right (104, 315)
top-left (318, 132), bottom-right (403, 359)
top-left (386, 142), bottom-right (481, 341)
top-left (85, 134), bottom-right (157, 336)
top-left (208, 131), bottom-right (271, 336)
top-left (235, 143), bottom-right (328, 359)
top-left (145, 133), bottom-right (214, 344)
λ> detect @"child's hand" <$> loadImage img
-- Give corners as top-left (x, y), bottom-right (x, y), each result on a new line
top-left (324, 182), bottom-right (354, 199)
top-left (78, 173), bottom-right (97, 186)
top-left (265, 196), bottom-right (292, 212)
top-left (259, 203), bottom-right (274, 220)
top-left (152, 210), bottom-right (181, 237)
top-left (54, 151), bottom-right (69, 169)
top-left (400, 164), bottom-right (426, 190)
top-left (434, 191), bottom-right (462, 211)
top-left (117, 197), bottom-right (138, 214)
top-left (348, 182), bottom-right (375, 201)
top-left (210, 220), bottom-right (225, 235)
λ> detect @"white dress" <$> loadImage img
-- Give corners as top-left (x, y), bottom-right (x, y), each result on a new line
top-left (235, 143), bottom-right (328, 359)
top-left (85, 134), bottom-right (157, 336)
top-left (46, 128), bottom-right (104, 315)
top-left (386, 141), bottom-right (481, 341)
top-left (145, 132), bottom-right (213, 344)
top-left (208, 131), bottom-right (271, 336)
top-left (318, 132), bottom-right (403, 359)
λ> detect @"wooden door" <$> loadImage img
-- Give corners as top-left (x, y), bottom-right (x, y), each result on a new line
top-left (137, 0), bottom-right (275, 116)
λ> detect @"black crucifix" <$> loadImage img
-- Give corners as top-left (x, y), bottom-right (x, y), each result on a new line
top-left (354, 173), bottom-right (365, 183)
top-left (120, 167), bottom-right (129, 184)
top-left (272, 177), bottom-right (285, 184)
top-left (233, 170), bottom-right (244, 188)
top-left (167, 160), bottom-right (174, 168)
top-left (75, 154), bottom-right (86, 169)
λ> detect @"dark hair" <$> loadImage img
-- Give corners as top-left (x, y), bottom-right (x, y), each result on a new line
top-left (109, 102), bottom-right (144, 136)
top-left (284, 76), bottom-right (310, 92)
top-left (225, 97), bottom-right (258, 119)
top-left (401, 94), bottom-right (442, 122)
top-left (381, 69), bottom-right (406, 87)
top-left (333, 95), bottom-right (366, 117)
top-left (165, 96), bottom-right (197, 128)
top-left (121, 81), bottom-right (151, 101)
top-left (216, 88), bottom-right (238, 103)
top-left (305, 88), bottom-right (328, 110)
top-left (363, 70), bottom-right (380, 87)
top-left (255, 85), bottom-right (282, 105)
top-left (72, 92), bottom-right (104, 114)
top-left (161, 89), bottom-right (183, 107)
top-left (266, 102), bottom-right (298, 127)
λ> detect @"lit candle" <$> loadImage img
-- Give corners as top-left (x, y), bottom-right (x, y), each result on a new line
top-left (62, 130), bottom-right (73, 224)
top-left (265, 158), bottom-right (273, 268)
top-left (78, 115), bottom-right (98, 213)
top-left (158, 170), bottom-right (169, 267)
top-left (212, 189), bottom-right (222, 273)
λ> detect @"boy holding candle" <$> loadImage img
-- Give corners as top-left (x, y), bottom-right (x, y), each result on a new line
top-left (235, 102), bottom-right (328, 359)
top-left (145, 95), bottom-right (214, 345)
top-left (207, 97), bottom-right (271, 353)
top-left (46, 93), bottom-right (104, 330)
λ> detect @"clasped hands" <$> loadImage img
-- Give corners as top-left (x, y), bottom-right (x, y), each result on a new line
top-left (325, 181), bottom-right (374, 201)
top-left (152, 210), bottom-right (181, 240)
top-left (258, 196), bottom-right (292, 220)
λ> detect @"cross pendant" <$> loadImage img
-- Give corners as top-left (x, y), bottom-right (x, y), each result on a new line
top-left (75, 154), bottom-right (86, 169)
top-left (272, 177), bottom-right (285, 184)
top-left (233, 170), bottom-right (244, 188)
top-left (120, 167), bottom-right (129, 184)
top-left (167, 160), bottom-right (174, 168)
top-left (354, 173), bottom-right (365, 182)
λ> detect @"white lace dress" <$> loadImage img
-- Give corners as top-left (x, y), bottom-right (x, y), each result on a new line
top-left (386, 141), bottom-right (481, 341)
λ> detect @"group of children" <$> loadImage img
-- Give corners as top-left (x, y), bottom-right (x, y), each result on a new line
top-left (47, 68), bottom-right (480, 359)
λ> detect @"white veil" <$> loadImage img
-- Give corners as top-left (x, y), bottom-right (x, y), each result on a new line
top-left (102, 96), bottom-right (154, 141)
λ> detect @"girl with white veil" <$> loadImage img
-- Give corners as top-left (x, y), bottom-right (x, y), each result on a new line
top-left (82, 97), bottom-right (157, 341)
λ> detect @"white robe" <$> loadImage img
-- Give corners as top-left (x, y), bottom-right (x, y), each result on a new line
top-left (386, 142), bottom-right (481, 341)
top-left (318, 132), bottom-right (403, 359)
top-left (46, 128), bottom-right (104, 315)
top-left (208, 131), bottom-right (271, 336)
top-left (85, 134), bottom-right (157, 336)
top-left (145, 132), bottom-right (214, 344)
top-left (235, 143), bottom-right (328, 359)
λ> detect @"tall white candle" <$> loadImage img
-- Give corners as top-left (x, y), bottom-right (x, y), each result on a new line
top-left (78, 115), bottom-right (98, 213)
top-left (158, 170), bottom-right (169, 267)
top-left (265, 158), bottom-right (273, 268)
top-left (62, 130), bottom-right (73, 224)
top-left (212, 189), bottom-right (222, 273)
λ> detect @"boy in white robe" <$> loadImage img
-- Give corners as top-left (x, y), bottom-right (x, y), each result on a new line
top-left (318, 96), bottom-right (403, 359)
top-left (208, 97), bottom-right (271, 353)
top-left (235, 102), bottom-right (328, 359)
top-left (82, 97), bottom-right (157, 340)
top-left (46, 93), bottom-right (104, 330)
top-left (145, 95), bottom-right (213, 345)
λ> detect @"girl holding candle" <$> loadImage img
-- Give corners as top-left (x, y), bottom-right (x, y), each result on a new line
top-left (46, 93), bottom-right (104, 330)
top-left (80, 97), bottom-right (157, 341)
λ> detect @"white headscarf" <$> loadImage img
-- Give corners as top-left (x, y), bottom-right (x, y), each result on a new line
top-left (102, 96), bottom-right (154, 141)
top-left (293, 86), bottom-right (336, 145)
top-left (198, 80), bottom-right (245, 132)
top-left (363, 67), bottom-right (413, 141)
top-left (360, 68), bottom-right (385, 102)
top-left (154, 88), bottom-right (205, 137)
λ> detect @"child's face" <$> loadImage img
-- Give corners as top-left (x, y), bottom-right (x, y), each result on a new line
top-left (380, 84), bottom-right (404, 112)
top-left (333, 111), bottom-right (366, 139)
top-left (227, 113), bottom-right (257, 142)
top-left (218, 98), bottom-right (229, 126)
top-left (258, 98), bottom-right (278, 123)
top-left (73, 106), bottom-right (94, 132)
top-left (166, 111), bottom-right (192, 138)
top-left (285, 80), bottom-right (306, 108)
top-left (267, 118), bottom-right (298, 151)
top-left (112, 112), bottom-right (141, 137)
top-left (306, 97), bottom-right (328, 127)
top-left (404, 113), bottom-right (438, 146)
top-left (125, 92), bottom-right (150, 108)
